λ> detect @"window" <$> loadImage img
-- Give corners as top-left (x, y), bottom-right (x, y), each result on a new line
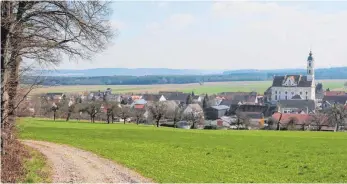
top-left (306, 96), bottom-right (308, 100)
top-left (275, 95), bottom-right (277, 100)
top-left (300, 92), bottom-right (302, 95)
top-left (275, 91), bottom-right (277, 94)
top-left (309, 62), bottom-right (311, 67)
top-left (285, 91), bottom-right (288, 94)
top-left (308, 69), bottom-right (311, 74)
top-left (306, 91), bottom-right (308, 94)
top-left (285, 96), bottom-right (287, 100)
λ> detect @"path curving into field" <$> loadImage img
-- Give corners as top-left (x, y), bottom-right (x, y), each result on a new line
top-left (22, 140), bottom-right (153, 183)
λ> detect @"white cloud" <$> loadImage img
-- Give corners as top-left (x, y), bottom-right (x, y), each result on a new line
top-left (166, 13), bottom-right (195, 30)
top-left (145, 22), bottom-right (162, 34)
top-left (58, 2), bottom-right (347, 70)
top-left (157, 2), bottom-right (169, 8)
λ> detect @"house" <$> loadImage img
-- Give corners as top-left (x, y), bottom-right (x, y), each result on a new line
top-left (193, 95), bottom-right (203, 103)
top-left (204, 105), bottom-right (230, 120)
top-left (271, 112), bottom-right (313, 130)
top-left (45, 93), bottom-right (65, 101)
top-left (165, 93), bottom-right (190, 105)
top-left (269, 51), bottom-right (316, 103)
top-left (277, 100), bottom-right (315, 114)
top-left (217, 92), bottom-right (258, 104)
top-left (130, 99), bottom-right (147, 109)
top-left (315, 83), bottom-right (324, 108)
top-left (322, 95), bottom-right (347, 110)
top-left (239, 112), bottom-right (265, 129)
top-left (324, 91), bottom-right (347, 96)
top-left (141, 94), bottom-right (166, 102)
top-left (105, 94), bottom-right (121, 102)
top-left (235, 104), bottom-right (277, 117)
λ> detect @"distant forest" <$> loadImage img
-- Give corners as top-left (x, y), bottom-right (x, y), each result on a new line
top-left (22, 67), bottom-right (347, 86)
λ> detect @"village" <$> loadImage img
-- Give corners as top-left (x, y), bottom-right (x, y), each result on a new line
top-left (21, 51), bottom-right (347, 132)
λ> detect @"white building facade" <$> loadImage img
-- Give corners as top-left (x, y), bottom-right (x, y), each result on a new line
top-left (270, 51), bottom-right (316, 104)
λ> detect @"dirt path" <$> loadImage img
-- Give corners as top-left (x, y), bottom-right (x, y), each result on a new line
top-left (22, 140), bottom-right (153, 183)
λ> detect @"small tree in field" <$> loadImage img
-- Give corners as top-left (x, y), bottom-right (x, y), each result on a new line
top-left (327, 104), bottom-right (347, 132)
top-left (310, 112), bottom-right (327, 131)
top-left (286, 117), bottom-right (298, 131)
top-left (167, 106), bottom-right (184, 128)
top-left (148, 102), bottom-right (168, 127)
top-left (183, 107), bottom-right (204, 129)
top-left (78, 101), bottom-right (102, 123)
top-left (132, 108), bottom-right (146, 125)
top-left (118, 105), bottom-right (131, 124)
top-left (235, 112), bottom-right (250, 130)
top-left (105, 102), bottom-right (120, 124)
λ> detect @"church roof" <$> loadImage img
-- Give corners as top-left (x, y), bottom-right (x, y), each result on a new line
top-left (272, 75), bottom-right (312, 87)
top-left (291, 94), bottom-right (302, 100)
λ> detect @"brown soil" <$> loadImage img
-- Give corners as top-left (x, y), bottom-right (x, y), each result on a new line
top-left (22, 140), bottom-right (154, 183)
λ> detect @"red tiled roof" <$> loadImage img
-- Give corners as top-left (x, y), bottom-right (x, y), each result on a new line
top-left (272, 112), bottom-right (312, 125)
top-left (134, 104), bottom-right (145, 109)
top-left (325, 91), bottom-right (347, 96)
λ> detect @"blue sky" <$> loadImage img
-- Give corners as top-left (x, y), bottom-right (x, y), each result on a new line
top-left (58, 1), bottom-right (347, 70)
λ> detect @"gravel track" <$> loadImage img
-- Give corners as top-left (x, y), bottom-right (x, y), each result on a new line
top-left (22, 140), bottom-right (153, 183)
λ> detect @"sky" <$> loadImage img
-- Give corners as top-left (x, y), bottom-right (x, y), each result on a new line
top-left (57, 1), bottom-right (347, 70)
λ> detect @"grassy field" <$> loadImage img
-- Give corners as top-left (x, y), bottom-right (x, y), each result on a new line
top-left (19, 118), bottom-right (347, 183)
top-left (30, 79), bottom-right (347, 95)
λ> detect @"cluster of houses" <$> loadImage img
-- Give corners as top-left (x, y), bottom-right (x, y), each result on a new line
top-left (39, 51), bottom-right (347, 130)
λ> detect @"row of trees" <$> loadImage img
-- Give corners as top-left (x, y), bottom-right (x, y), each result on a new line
top-left (33, 96), bottom-right (205, 129)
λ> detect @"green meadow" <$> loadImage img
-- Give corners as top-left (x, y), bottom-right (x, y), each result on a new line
top-left (19, 118), bottom-right (347, 183)
top-left (30, 79), bottom-right (347, 95)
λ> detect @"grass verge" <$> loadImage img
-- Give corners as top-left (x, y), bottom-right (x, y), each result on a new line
top-left (20, 145), bottom-right (52, 183)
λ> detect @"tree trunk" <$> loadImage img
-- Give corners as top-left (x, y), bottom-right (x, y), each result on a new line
top-left (53, 111), bottom-right (56, 121)
top-left (1, 1), bottom-right (15, 155)
top-left (107, 115), bottom-right (110, 124)
top-left (90, 115), bottom-right (93, 123)
top-left (173, 120), bottom-right (177, 128)
top-left (136, 118), bottom-right (139, 125)
top-left (123, 118), bottom-right (126, 124)
top-left (66, 112), bottom-right (71, 121)
top-left (334, 123), bottom-right (338, 132)
top-left (156, 119), bottom-right (160, 127)
top-left (111, 114), bottom-right (114, 123)
top-left (237, 119), bottom-right (240, 130)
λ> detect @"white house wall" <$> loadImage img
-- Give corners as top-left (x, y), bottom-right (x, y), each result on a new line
top-left (270, 87), bottom-right (315, 102)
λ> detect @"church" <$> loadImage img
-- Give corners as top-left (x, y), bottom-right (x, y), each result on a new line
top-left (269, 51), bottom-right (316, 104)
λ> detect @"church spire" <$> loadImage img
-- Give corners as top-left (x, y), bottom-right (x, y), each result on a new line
top-left (307, 50), bottom-right (314, 81)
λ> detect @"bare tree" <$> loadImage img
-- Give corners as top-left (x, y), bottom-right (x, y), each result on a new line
top-left (147, 102), bottom-right (167, 127)
top-left (1, 1), bottom-right (114, 156)
top-left (105, 102), bottom-right (120, 124)
top-left (167, 106), bottom-right (184, 128)
top-left (286, 117), bottom-right (298, 131)
top-left (310, 112), bottom-right (327, 131)
top-left (266, 117), bottom-right (278, 130)
top-left (132, 108), bottom-right (146, 125)
top-left (78, 101), bottom-right (102, 123)
top-left (118, 105), bottom-right (131, 124)
top-left (235, 112), bottom-right (250, 130)
top-left (327, 104), bottom-right (347, 132)
top-left (183, 107), bottom-right (204, 129)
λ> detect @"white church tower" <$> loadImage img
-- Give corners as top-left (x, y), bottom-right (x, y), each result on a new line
top-left (307, 50), bottom-right (314, 82)
top-left (307, 50), bottom-right (315, 100)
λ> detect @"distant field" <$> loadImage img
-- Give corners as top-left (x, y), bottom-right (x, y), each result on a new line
top-left (30, 79), bottom-right (347, 95)
top-left (20, 118), bottom-right (347, 183)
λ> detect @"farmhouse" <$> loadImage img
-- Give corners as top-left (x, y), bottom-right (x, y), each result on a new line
top-left (269, 51), bottom-right (316, 104)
